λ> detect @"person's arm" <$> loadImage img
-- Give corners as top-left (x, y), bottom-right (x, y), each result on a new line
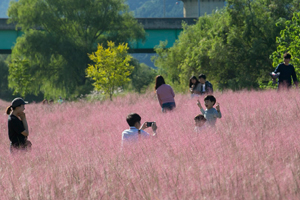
top-left (139, 122), bottom-right (157, 136)
top-left (11, 114), bottom-right (28, 137)
top-left (156, 92), bottom-right (163, 106)
top-left (170, 86), bottom-right (175, 97)
top-left (151, 122), bottom-right (157, 136)
top-left (272, 64), bottom-right (281, 82)
top-left (291, 66), bottom-right (298, 87)
top-left (215, 103), bottom-right (222, 118)
top-left (197, 100), bottom-right (205, 114)
top-left (19, 112), bottom-right (29, 136)
top-left (274, 64), bottom-right (280, 73)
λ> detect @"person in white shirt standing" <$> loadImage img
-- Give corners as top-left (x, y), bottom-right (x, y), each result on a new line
top-left (122, 113), bottom-right (157, 143)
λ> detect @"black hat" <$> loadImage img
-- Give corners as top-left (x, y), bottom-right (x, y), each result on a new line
top-left (11, 98), bottom-right (28, 108)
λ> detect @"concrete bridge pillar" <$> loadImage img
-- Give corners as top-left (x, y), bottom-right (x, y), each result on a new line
top-left (181, 0), bottom-right (225, 17)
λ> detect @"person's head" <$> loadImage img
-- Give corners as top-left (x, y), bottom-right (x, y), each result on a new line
top-left (284, 53), bottom-right (292, 64)
top-left (155, 75), bottom-right (165, 90)
top-left (204, 95), bottom-right (216, 109)
top-left (189, 76), bottom-right (199, 88)
top-left (6, 97), bottom-right (28, 115)
top-left (126, 113), bottom-right (141, 128)
top-left (194, 114), bottom-right (206, 127)
top-left (198, 74), bottom-right (207, 84)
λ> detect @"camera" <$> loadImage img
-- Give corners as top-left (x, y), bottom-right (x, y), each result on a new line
top-left (269, 72), bottom-right (280, 79)
top-left (146, 122), bottom-right (154, 127)
top-left (269, 72), bottom-right (280, 84)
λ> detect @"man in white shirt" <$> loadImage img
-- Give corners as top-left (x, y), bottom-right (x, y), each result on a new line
top-left (122, 113), bottom-right (157, 142)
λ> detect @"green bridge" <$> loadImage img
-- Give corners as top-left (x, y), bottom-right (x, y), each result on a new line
top-left (0, 18), bottom-right (197, 54)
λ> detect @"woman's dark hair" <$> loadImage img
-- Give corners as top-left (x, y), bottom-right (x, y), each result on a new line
top-left (6, 106), bottom-right (16, 115)
top-left (189, 76), bottom-right (200, 88)
top-left (155, 75), bottom-right (166, 90)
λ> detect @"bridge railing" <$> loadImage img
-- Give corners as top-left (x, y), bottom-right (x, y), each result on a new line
top-left (0, 18), bottom-right (198, 54)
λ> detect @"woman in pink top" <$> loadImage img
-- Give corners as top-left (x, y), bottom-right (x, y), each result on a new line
top-left (155, 75), bottom-right (176, 112)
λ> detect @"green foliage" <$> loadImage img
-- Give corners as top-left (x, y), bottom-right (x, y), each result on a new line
top-left (0, 55), bottom-right (13, 100)
top-left (271, 11), bottom-right (300, 78)
top-left (153, 0), bottom-right (300, 92)
top-left (129, 60), bottom-right (157, 93)
top-left (7, 0), bottom-right (145, 99)
top-left (8, 58), bottom-right (35, 98)
top-left (86, 42), bottom-right (133, 100)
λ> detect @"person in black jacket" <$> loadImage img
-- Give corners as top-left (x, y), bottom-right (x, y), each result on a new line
top-left (198, 74), bottom-right (213, 95)
top-left (6, 98), bottom-right (32, 152)
top-left (273, 53), bottom-right (298, 90)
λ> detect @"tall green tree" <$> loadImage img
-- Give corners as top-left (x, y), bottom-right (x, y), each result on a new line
top-left (86, 42), bottom-right (133, 100)
top-left (8, 58), bottom-right (35, 98)
top-left (7, 0), bottom-right (145, 99)
top-left (0, 55), bottom-right (12, 100)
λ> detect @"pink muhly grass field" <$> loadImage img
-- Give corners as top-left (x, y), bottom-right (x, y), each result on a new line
top-left (0, 89), bottom-right (300, 199)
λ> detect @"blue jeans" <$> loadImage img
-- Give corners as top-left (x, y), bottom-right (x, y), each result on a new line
top-left (162, 102), bottom-right (176, 112)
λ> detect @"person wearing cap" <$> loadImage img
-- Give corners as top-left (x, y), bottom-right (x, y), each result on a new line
top-left (273, 53), bottom-right (298, 90)
top-left (6, 97), bottom-right (32, 151)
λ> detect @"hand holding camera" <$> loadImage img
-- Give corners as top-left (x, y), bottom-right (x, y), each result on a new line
top-left (146, 122), bottom-right (154, 127)
top-left (140, 121), bottom-right (157, 135)
top-left (148, 122), bottom-right (157, 135)
top-left (269, 72), bottom-right (280, 84)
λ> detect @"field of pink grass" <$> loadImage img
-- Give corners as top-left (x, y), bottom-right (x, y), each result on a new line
top-left (0, 89), bottom-right (300, 199)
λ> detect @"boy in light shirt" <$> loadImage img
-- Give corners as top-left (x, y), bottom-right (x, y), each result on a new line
top-left (197, 95), bottom-right (221, 126)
